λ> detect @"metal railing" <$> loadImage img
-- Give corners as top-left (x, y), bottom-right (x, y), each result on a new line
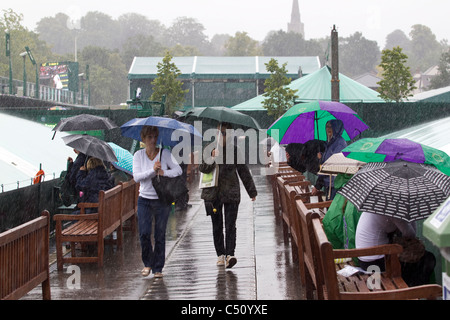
top-left (1, 172), bottom-right (57, 193)
top-left (0, 76), bottom-right (89, 106)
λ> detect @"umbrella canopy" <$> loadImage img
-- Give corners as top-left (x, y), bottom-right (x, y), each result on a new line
top-left (120, 116), bottom-right (202, 147)
top-left (53, 114), bottom-right (118, 132)
top-left (62, 134), bottom-right (118, 163)
top-left (320, 152), bottom-right (366, 175)
top-left (338, 161), bottom-right (450, 222)
top-left (107, 142), bottom-right (133, 175)
top-left (342, 137), bottom-right (450, 176)
top-left (267, 100), bottom-right (369, 144)
top-left (181, 106), bottom-right (260, 129)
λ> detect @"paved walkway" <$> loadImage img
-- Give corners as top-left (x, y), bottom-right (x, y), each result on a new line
top-left (22, 166), bottom-right (303, 300)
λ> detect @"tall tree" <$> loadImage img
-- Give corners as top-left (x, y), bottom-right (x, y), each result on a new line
top-left (377, 46), bottom-right (416, 102)
top-left (225, 31), bottom-right (262, 56)
top-left (339, 32), bottom-right (380, 77)
top-left (79, 46), bottom-right (128, 105)
top-left (150, 51), bottom-right (188, 115)
top-left (429, 51), bottom-right (450, 89)
top-left (384, 29), bottom-right (411, 51)
top-left (1, 9), bottom-right (53, 81)
top-left (408, 24), bottom-right (442, 73)
top-left (164, 17), bottom-right (210, 54)
top-left (262, 58), bottom-right (298, 119)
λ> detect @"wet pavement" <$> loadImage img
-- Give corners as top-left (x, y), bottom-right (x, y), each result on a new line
top-left (22, 165), bottom-right (303, 300)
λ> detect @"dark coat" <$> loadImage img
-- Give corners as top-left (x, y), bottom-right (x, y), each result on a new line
top-left (286, 140), bottom-right (326, 174)
top-left (76, 166), bottom-right (114, 203)
top-left (199, 144), bottom-right (257, 203)
top-left (68, 152), bottom-right (87, 190)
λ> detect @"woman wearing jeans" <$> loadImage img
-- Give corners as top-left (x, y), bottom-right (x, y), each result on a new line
top-left (133, 126), bottom-right (182, 278)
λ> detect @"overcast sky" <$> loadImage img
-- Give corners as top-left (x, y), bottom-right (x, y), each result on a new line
top-left (5, 0), bottom-right (450, 48)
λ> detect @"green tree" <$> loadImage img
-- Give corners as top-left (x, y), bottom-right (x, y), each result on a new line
top-left (79, 46), bottom-right (128, 105)
top-left (1, 9), bottom-right (54, 82)
top-left (150, 51), bottom-right (188, 115)
top-left (339, 32), bottom-right (380, 77)
top-left (429, 51), bottom-right (450, 89)
top-left (225, 32), bottom-right (262, 56)
top-left (262, 58), bottom-right (298, 119)
top-left (408, 24), bottom-right (442, 73)
top-left (164, 17), bottom-right (210, 54)
top-left (377, 46), bottom-right (416, 102)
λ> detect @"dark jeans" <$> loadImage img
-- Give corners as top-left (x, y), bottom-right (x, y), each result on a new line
top-left (137, 196), bottom-right (170, 273)
top-left (209, 201), bottom-right (239, 257)
top-left (358, 258), bottom-right (386, 272)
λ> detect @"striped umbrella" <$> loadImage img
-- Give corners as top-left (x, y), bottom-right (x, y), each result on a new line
top-left (338, 161), bottom-right (450, 222)
top-left (267, 100), bottom-right (369, 144)
top-left (107, 142), bottom-right (133, 175)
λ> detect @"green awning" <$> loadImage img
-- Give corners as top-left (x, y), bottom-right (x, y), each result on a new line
top-left (231, 66), bottom-right (385, 111)
top-left (128, 56), bottom-right (321, 80)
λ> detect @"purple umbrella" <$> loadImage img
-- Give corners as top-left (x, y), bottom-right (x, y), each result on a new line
top-left (267, 101), bottom-right (369, 144)
top-left (342, 137), bottom-right (450, 176)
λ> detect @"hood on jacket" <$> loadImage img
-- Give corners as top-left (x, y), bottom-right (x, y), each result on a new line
top-left (327, 119), bottom-right (344, 144)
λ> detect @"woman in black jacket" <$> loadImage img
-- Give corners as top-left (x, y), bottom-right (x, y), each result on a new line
top-left (199, 122), bottom-right (257, 269)
top-left (76, 157), bottom-right (114, 212)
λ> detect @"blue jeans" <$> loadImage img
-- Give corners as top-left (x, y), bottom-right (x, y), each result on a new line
top-left (137, 196), bottom-right (170, 273)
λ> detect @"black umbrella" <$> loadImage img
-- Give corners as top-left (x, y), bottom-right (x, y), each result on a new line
top-left (62, 134), bottom-right (118, 163)
top-left (180, 106), bottom-right (261, 129)
top-left (338, 161), bottom-right (450, 222)
top-left (52, 114), bottom-right (117, 139)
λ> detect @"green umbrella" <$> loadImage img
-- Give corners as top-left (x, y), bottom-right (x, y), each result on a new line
top-left (180, 106), bottom-right (260, 129)
top-left (342, 137), bottom-right (450, 176)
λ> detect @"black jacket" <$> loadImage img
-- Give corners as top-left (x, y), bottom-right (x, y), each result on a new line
top-left (199, 144), bottom-right (257, 203)
top-left (76, 166), bottom-right (114, 203)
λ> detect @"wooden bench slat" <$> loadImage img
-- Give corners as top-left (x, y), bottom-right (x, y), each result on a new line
top-left (309, 204), bottom-right (443, 300)
top-left (1, 211), bottom-right (50, 300)
top-left (53, 181), bottom-right (140, 270)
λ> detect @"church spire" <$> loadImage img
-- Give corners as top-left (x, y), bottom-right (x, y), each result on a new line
top-left (287, 0), bottom-right (305, 38)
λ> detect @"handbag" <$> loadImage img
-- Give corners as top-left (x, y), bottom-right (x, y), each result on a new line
top-left (151, 148), bottom-right (188, 205)
top-left (199, 164), bottom-right (219, 189)
top-left (152, 174), bottom-right (188, 205)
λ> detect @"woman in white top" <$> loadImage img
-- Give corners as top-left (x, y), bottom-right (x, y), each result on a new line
top-left (133, 126), bottom-right (182, 278)
top-left (355, 211), bottom-right (416, 271)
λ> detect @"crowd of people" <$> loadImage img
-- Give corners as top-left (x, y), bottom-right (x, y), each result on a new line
top-left (63, 122), bottom-right (256, 278)
top-left (280, 119), bottom-right (436, 287)
top-left (61, 119), bottom-right (436, 286)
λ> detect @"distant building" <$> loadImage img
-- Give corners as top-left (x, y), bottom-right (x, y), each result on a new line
top-left (413, 65), bottom-right (439, 94)
top-left (287, 0), bottom-right (305, 38)
top-left (353, 73), bottom-right (381, 92)
top-left (128, 56), bottom-right (320, 109)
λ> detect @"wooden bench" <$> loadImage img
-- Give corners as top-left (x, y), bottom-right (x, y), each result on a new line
top-left (276, 176), bottom-right (306, 239)
top-left (271, 171), bottom-right (304, 217)
top-left (295, 199), bottom-right (331, 299)
top-left (54, 184), bottom-right (123, 270)
top-left (279, 180), bottom-right (330, 293)
top-left (120, 180), bottom-right (138, 234)
top-left (310, 209), bottom-right (442, 300)
top-left (1, 211), bottom-right (51, 300)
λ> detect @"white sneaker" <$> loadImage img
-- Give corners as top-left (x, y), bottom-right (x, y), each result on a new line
top-left (226, 256), bottom-right (237, 269)
top-left (217, 255), bottom-right (225, 266)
